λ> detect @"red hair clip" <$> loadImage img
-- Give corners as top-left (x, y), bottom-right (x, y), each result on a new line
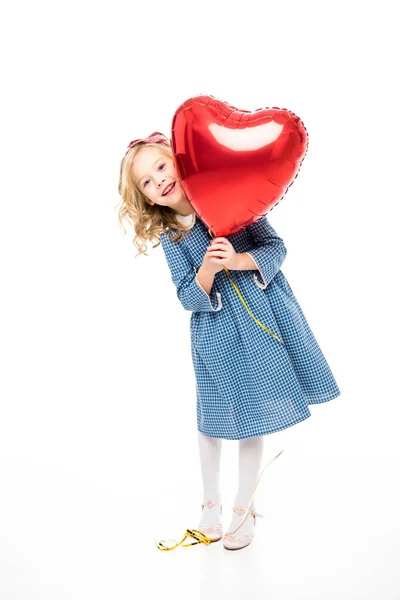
top-left (125, 131), bottom-right (170, 156)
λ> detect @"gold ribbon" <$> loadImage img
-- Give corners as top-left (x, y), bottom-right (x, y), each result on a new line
top-left (206, 227), bottom-right (284, 345)
top-left (154, 227), bottom-right (289, 551)
top-left (224, 448), bottom-right (284, 537)
top-left (155, 529), bottom-right (212, 551)
top-left (155, 448), bottom-right (284, 551)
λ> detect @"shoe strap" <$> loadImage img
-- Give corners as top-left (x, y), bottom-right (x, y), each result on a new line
top-left (233, 505), bottom-right (264, 518)
top-left (202, 499), bottom-right (222, 509)
top-left (198, 524), bottom-right (222, 534)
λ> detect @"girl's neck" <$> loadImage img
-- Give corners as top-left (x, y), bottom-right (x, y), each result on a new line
top-left (173, 198), bottom-right (194, 217)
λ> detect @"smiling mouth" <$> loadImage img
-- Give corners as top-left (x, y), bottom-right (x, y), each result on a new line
top-left (162, 182), bottom-right (176, 196)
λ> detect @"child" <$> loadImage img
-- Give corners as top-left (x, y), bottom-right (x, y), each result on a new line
top-left (117, 131), bottom-right (341, 550)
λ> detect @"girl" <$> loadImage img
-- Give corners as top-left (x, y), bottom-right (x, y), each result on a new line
top-left (117, 131), bottom-right (341, 551)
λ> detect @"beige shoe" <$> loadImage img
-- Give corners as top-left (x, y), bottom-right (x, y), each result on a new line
top-left (198, 499), bottom-right (223, 542)
top-left (223, 505), bottom-right (264, 550)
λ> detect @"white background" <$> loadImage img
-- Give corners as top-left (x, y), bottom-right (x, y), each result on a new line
top-left (1, 0), bottom-right (399, 598)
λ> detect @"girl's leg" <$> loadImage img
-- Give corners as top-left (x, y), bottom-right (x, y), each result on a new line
top-left (235, 435), bottom-right (264, 509)
top-left (197, 431), bottom-right (223, 528)
top-left (226, 435), bottom-right (264, 535)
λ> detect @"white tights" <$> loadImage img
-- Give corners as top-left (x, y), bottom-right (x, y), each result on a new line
top-left (197, 430), bottom-right (264, 510)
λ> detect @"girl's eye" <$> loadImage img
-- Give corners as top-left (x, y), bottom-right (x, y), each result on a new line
top-left (143, 164), bottom-right (165, 187)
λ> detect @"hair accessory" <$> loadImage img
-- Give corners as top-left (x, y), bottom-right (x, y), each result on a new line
top-left (125, 131), bottom-right (170, 156)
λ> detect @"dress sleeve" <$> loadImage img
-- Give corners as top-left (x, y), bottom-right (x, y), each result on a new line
top-left (160, 232), bottom-right (222, 312)
top-left (243, 215), bottom-right (287, 289)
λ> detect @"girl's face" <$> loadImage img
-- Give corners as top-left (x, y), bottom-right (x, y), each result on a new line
top-left (131, 145), bottom-right (186, 210)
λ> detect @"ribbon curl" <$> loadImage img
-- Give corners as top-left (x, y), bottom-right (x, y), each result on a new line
top-left (155, 448), bottom-right (284, 551)
top-left (155, 225), bottom-right (290, 551)
top-left (207, 226), bottom-right (284, 345)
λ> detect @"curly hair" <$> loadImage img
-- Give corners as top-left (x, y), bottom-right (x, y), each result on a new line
top-left (115, 135), bottom-right (194, 257)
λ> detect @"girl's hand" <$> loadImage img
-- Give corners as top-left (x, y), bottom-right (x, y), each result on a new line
top-left (203, 237), bottom-right (240, 273)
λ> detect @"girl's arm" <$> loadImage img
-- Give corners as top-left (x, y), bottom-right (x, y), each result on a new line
top-left (243, 215), bottom-right (287, 289)
top-left (160, 233), bottom-right (222, 312)
top-left (195, 262), bottom-right (216, 296)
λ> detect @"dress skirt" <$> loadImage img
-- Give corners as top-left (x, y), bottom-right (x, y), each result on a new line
top-left (160, 214), bottom-right (341, 440)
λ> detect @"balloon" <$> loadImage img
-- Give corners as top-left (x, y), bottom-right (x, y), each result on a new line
top-left (171, 94), bottom-right (309, 237)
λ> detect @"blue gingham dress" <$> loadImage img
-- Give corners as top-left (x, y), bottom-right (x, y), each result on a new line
top-left (160, 212), bottom-right (341, 440)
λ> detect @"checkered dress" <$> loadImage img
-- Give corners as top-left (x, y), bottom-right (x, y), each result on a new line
top-left (160, 213), bottom-right (341, 440)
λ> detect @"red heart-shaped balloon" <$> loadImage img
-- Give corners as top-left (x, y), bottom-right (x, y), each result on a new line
top-left (171, 95), bottom-right (309, 237)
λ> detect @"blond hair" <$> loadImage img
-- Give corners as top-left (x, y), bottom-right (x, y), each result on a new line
top-left (116, 140), bottom-right (193, 257)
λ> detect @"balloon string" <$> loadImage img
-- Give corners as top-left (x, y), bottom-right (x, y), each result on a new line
top-left (155, 529), bottom-right (213, 551)
top-left (203, 228), bottom-right (287, 535)
top-left (154, 448), bottom-right (284, 551)
top-left (224, 448), bottom-right (284, 537)
top-left (207, 227), bottom-right (284, 345)
top-left (154, 228), bottom-right (289, 551)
